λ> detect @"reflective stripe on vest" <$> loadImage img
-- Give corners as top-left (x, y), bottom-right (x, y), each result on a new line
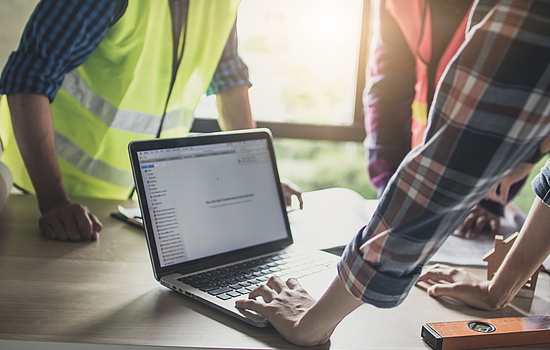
top-left (54, 130), bottom-right (133, 188)
top-left (0, 0), bottom-right (240, 199)
top-left (62, 70), bottom-right (192, 136)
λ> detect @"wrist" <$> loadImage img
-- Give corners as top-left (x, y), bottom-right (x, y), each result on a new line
top-left (292, 303), bottom-right (335, 346)
top-left (486, 281), bottom-right (514, 310)
top-left (292, 276), bottom-right (363, 346)
top-left (35, 186), bottom-right (71, 215)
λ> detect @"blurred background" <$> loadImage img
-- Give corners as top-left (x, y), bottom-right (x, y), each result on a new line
top-left (1, 0), bottom-right (546, 213)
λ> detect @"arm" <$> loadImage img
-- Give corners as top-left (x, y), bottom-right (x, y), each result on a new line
top-left (364, 0), bottom-right (416, 194)
top-left (238, 0), bottom-right (550, 342)
top-left (8, 93), bottom-right (101, 241)
top-left (0, 0), bottom-right (122, 240)
top-left (486, 135), bottom-right (550, 205)
top-left (216, 84), bottom-right (255, 130)
top-left (418, 196), bottom-right (550, 310)
top-left (208, 21), bottom-right (254, 131)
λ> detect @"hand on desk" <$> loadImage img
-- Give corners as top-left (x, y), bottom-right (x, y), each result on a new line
top-left (236, 275), bottom-right (363, 346)
top-left (417, 264), bottom-right (496, 310)
top-left (39, 201), bottom-right (102, 241)
top-left (236, 276), bottom-right (323, 346)
top-left (455, 205), bottom-right (500, 239)
top-left (281, 179), bottom-right (303, 209)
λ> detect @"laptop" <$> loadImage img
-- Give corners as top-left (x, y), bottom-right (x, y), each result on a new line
top-left (128, 128), bottom-right (340, 327)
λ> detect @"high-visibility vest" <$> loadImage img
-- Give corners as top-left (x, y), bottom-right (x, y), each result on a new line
top-left (386, 0), bottom-right (470, 148)
top-left (0, 0), bottom-right (240, 199)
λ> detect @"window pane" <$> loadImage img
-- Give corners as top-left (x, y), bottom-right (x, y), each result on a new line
top-left (195, 0), bottom-right (364, 126)
top-left (274, 139), bottom-right (377, 199)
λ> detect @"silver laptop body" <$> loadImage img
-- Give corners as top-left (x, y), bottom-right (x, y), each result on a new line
top-left (129, 129), bottom-right (339, 327)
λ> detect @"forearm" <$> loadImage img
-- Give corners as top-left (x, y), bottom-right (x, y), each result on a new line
top-left (7, 93), bottom-right (70, 213)
top-left (216, 84), bottom-right (255, 131)
top-left (488, 197), bottom-right (550, 309)
top-left (295, 277), bottom-right (363, 346)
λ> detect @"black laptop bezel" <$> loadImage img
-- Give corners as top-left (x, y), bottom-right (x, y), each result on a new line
top-left (128, 129), bottom-right (294, 279)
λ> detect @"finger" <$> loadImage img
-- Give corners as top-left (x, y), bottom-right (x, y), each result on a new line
top-left (469, 216), bottom-right (488, 239)
top-left (499, 185), bottom-right (510, 204)
top-left (235, 298), bottom-right (265, 313)
top-left (89, 213), bottom-right (102, 241)
top-left (456, 215), bottom-right (475, 238)
top-left (489, 218), bottom-right (499, 237)
top-left (294, 193), bottom-right (304, 210)
top-left (89, 213), bottom-right (102, 231)
top-left (419, 266), bottom-right (455, 283)
top-left (427, 283), bottom-right (472, 300)
top-left (417, 270), bottom-right (445, 283)
top-left (248, 284), bottom-right (276, 303)
top-left (39, 217), bottom-right (57, 240)
top-left (60, 210), bottom-right (85, 241)
top-left (49, 216), bottom-right (69, 241)
top-left (266, 275), bottom-right (286, 293)
top-left (455, 224), bottom-right (467, 238)
top-left (285, 277), bottom-right (302, 289)
top-left (72, 206), bottom-right (93, 241)
top-left (285, 193), bottom-right (292, 207)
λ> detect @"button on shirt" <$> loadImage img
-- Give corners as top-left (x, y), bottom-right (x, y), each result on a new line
top-left (338, 0), bottom-right (550, 308)
top-left (0, 0), bottom-right (250, 102)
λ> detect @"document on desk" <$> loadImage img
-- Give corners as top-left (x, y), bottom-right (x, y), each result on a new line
top-left (428, 202), bottom-right (550, 268)
top-left (111, 205), bottom-right (143, 228)
top-left (290, 189), bottom-right (550, 269)
top-left (287, 188), bottom-right (379, 251)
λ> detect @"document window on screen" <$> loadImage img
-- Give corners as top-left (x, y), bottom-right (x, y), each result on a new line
top-left (137, 139), bottom-right (288, 268)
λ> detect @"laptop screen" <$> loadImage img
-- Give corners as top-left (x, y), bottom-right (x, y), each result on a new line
top-left (134, 135), bottom-right (289, 269)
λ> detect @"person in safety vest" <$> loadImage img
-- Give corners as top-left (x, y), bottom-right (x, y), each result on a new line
top-left (363, 0), bottom-right (532, 239)
top-left (235, 0), bottom-right (550, 345)
top-left (0, 0), bottom-right (302, 242)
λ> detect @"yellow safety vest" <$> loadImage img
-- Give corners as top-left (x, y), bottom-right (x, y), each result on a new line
top-left (0, 0), bottom-right (240, 199)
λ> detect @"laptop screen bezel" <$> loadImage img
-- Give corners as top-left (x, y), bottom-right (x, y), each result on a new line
top-left (128, 129), bottom-right (294, 279)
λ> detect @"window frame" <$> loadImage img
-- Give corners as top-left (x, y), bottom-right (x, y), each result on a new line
top-left (190, 0), bottom-right (371, 143)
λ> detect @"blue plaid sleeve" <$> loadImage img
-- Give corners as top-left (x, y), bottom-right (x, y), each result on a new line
top-left (0, 0), bottom-right (123, 102)
top-left (206, 22), bottom-right (251, 96)
top-left (532, 159), bottom-right (550, 206)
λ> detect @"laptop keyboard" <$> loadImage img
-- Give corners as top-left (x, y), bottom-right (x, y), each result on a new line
top-left (177, 251), bottom-right (335, 301)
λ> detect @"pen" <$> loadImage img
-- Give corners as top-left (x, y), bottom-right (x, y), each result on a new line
top-left (110, 212), bottom-right (144, 229)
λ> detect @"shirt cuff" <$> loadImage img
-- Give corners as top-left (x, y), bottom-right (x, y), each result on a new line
top-left (532, 159), bottom-right (550, 206)
top-left (0, 51), bottom-right (64, 102)
top-left (206, 55), bottom-right (251, 96)
top-left (337, 226), bottom-right (421, 309)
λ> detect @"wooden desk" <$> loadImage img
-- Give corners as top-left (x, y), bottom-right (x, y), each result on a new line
top-left (1, 191), bottom-right (550, 349)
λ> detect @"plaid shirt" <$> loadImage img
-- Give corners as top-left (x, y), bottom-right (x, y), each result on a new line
top-left (0, 0), bottom-right (249, 102)
top-left (533, 159), bottom-right (550, 205)
top-left (339, 0), bottom-right (550, 308)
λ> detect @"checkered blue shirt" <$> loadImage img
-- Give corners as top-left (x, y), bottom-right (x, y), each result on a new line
top-left (339, 0), bottom-right (550, 308)
top-left (0, 0), bottom-right (250, 102)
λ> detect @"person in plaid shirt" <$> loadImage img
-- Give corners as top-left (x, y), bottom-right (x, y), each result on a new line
top-left (236, 0), bottom-right (550, 346)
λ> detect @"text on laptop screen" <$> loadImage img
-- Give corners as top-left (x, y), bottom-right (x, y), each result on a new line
top-left (137, 139), bottom-right (288, 268)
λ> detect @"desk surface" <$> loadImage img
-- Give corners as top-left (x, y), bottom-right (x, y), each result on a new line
top-left (1, 190), bottom-right (550, 349)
